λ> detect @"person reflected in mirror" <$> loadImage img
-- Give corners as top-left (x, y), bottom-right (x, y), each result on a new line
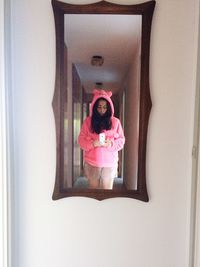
top-left (78, 89), bottom-right (125, 189)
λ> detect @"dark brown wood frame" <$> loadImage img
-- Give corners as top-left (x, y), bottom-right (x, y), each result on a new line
top-left (52, 0), bottom-right (156, 201)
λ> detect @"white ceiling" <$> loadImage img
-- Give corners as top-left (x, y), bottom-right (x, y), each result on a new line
top-left (64, 14), bottom-right (141, 94)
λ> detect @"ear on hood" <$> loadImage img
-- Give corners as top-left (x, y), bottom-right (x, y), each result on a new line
top-left (93, 89), bottom-right (112, 98)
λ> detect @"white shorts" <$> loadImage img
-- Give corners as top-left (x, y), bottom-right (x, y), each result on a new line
top-left (84, 162), bottom-right (117, 181)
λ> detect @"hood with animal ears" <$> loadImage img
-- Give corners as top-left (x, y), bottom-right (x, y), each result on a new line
top-left (89, 89), bottom-right (114, 117)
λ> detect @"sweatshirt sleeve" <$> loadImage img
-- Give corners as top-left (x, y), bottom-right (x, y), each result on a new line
top-left (78, 118), bottom-right (94, 152)
top-left (108, 119), bottom-right (125, 152)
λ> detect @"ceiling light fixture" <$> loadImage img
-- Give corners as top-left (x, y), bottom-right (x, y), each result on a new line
top-left (95, 82), bottom-right (103, 88)
top-left (91, 55), bottom-right (104, 66)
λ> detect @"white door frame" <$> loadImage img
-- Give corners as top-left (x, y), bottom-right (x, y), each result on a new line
top-left (0, 0), bottom-right (8, 264)
top-left (194, 155), bottom-right (200, 267)
top-left (189, 1), bottom-right (200, 266)
top-left (190, 96), bottom-right (200, 267)
top-left (0, 0), bottom-right (12, 266)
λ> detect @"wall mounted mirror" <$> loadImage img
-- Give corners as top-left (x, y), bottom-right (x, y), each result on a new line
top-left (52, 0), bottom-right (155, 201)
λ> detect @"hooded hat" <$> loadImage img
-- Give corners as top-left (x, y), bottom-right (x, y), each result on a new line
top-left (89, 89), bottom-right (114, 117)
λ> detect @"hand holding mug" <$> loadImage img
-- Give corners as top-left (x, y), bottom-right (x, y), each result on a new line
top-left (104, 139), bottom-right (112, 147)
top-left (93, 140), bottom-right (101, 147)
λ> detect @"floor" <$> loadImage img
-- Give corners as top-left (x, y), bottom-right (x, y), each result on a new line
top-left (73, 176), bottom-right (124, 189)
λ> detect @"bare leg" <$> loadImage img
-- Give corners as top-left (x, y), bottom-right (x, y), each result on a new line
top-left (88, 176), bottom-right (100, 189)
top-left (100, 166), bottom-right (117, 190)
top-left (84, 163), bottom-right (101, 189)
top-left (100, 177), bottom-right (114, 189)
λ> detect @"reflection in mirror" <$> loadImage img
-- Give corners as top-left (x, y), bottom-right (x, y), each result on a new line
top-left (52, 0), bottom-right (156, 201)
top-left (64, 14), bottom-right (142, 191)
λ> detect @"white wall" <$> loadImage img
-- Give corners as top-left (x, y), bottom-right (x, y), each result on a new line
top-left (10, 0), bottom-right (199, 266)
top-left (124, 40), bottom-right (140, 190)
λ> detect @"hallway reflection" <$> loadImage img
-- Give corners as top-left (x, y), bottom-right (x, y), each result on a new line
top-left (64, 14), bottom-right (142, 191)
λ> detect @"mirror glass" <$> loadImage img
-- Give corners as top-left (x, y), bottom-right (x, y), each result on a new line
top-left (64, 14), bottom-right (141, 190)
top-left (52, 0), bottom-right (156, 201)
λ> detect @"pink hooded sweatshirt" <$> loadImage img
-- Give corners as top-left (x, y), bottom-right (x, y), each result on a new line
top-left (78, 89), bottom-right (125, 168)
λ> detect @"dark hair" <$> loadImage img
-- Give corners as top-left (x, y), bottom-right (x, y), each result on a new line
top-left (91, 98), bottom-right (112, 134)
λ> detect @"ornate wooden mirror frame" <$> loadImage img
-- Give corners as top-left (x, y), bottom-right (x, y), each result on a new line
top-left (52, 0), bottom-right (155, 201)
